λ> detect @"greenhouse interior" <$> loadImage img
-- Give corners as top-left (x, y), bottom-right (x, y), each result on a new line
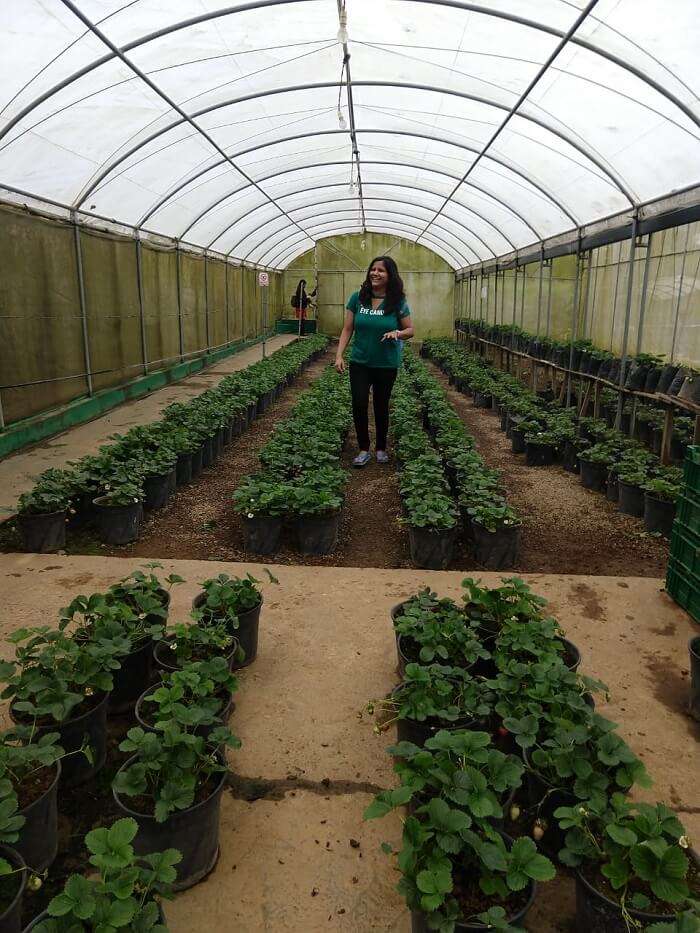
top-left (0, 1), bottom-right (699, 931)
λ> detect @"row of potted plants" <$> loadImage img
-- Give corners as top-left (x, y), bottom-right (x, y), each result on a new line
top-left (364, 577), bottom-right (698, 932)
top-left (0, 565), bottom-right (271, 929)
top-left (14, 335), bottom-right (329, 552)
top-left (425, 339), bottom-right (682, 537)
top-left (232, 365), bottom-right (352, 556)
top-left (458, 320), bottom-right (700, 407)
top-left (402, 351), bottom-right (522, 570)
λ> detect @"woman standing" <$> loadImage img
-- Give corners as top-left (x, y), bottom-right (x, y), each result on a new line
top-left (335, 256), bottom-right (414, 466)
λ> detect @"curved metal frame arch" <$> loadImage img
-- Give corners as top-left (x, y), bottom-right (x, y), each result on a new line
top-left (3, 0), bottom-right (696, 175)
top-left (69, 80), bottom-right (634, 213)
top-left (141, 126), bottom-right (575, 237)
top-left (215, 177), bottom-right (536, 261)
top-left (242, 206), bottom-right (477, 265)
top-left (260, 220), bottom-right (465, 268)
top-left (233, 201), bottom-right (490, 264)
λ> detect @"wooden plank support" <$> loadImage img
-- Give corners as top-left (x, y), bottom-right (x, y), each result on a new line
top-left (593, 380), bottom-right (602, 419)
top-left (578, 382), bottom-right (591, 418)
top-left (660, 408), bottom-right (674, 466)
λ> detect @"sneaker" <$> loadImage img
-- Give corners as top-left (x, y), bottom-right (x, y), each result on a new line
top-left (352, 451), bottom-right (371, 468)
top-left (376, 450), bottom-right (390, 463)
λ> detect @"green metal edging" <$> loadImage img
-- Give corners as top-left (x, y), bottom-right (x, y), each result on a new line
top-left (0, 332), bottom-right (276, 459)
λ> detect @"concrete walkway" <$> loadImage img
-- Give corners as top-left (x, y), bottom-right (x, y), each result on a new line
top-left (0, 336), bottom-right (296, 517)
top-left (1, 555), bottom-right (697, 932)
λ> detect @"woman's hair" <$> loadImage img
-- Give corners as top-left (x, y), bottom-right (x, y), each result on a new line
top-left (359, 256), bottom-right (405, 316)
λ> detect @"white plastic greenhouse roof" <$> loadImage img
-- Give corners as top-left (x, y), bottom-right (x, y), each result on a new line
top-left (1, 0), bottom-right (699, 270)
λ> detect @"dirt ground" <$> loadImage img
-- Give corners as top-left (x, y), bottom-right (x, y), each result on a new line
top-left (427, 363), bottom-right (670, 577)
top-left (1, 555), bottom-right (697, 932)
top-left (2, 345), bottom-right (670, 578)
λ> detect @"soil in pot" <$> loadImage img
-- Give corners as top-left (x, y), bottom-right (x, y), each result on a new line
top-left (14, 762), bottom-right (60, 874)
top-left (17, 511), bottom-right (66, 554)
top-left (408, 526), bottom-right (455, 570)
top-left (144, 469), bottom-right (176, 510)
top-left (109, 636), bottom-right (156, 714)
top-left (296, 511), bottom-right (341, 555)
top-left (617, 479), bottom-right (645, 517)
top-left (113, 758), bottom-right (227, 891)
top-left (93, 498), bottom-right (142, 546)
top-left (410, 859), bottom-right (535, 932)
top-left (574, 864), bottom-right (686, 933)
top-left (0, 845), bottom-right (25, 933)
top-left (192, 594), bottom-right (262, 669)
top-left (643, 493), bottom-right (676, 537)
top-left (579, 458), bottom-right (608, 492)
top-left (175, 451), bottom-right (193, 486)
top-left (690, 636), bottom-right (700, 723)
top-left (242, 514), bottom-right (282, 555)
top-left (471, 521), bottom-right (520, 571)
top-left (525, 441), bottom-right (556, 467)
top-left (11, 693), bottom-right (109, 789)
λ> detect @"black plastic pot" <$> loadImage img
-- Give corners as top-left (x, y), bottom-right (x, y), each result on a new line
top-left (192, 593), bottom-right (262, 668)
top-left (668, 366), bottom-right (689, 396)
top-left (0, 845), bottom-right (25, 933)
top-left (574, 869), bottom-right (675, 932)
top-left (690, 636), bottom-right (700, 723)
top-left (598, 358), bottom-right (613, 381)
top-left (656, 364), bottom-right (679, 394)
top-left (109, 637), bottom-right (156, 714)
top-left (242, 514), bottom-right (282, 555)
top-left (410, 880), bottom-right (536, 932)
top-left (17, 511), bottom-right (66, 553)
top-left (12, 693), bottom-right (109, 788)
top-left (93, 498), bottom-right (142, 545)
top-left (175, 451), bottom-right (193, 486)
top-left (561, 440), bottom-right (582, 474)
top-left (579, 458), bottom-right (608, 492)
top-left (191, 446), bottom-right (204, 478)
top-left (397, 713), bottom-right (484, 748)
top-left (606, 471), bottom-right (619, 502)
top-left (247, 401), bottom-right (257, 423)
top-left (643, 493), bottom-right (675, 537)
top-left (471, 520), bottom-right (520, 570)
top-left (473, 391), bottom-right (492, 408)
top-left (15, 763), bottom-right (60, 874)
top-left (113, 759), bottom-right (227, 891)
top-left (523, 754), bottom-right (575, 857)
top-left (557, 637), bottom-right (581, 672)
top-left (680, 373), bottom-right (700, 405)
top-left (650, 425), bottom-right (663, 455)
top-left (525, 440), bottom-right (556, 466)
top-left (153, 635), bottom-right (240, 675)
top-left (296, 511), bottom-right (340, 555)
top-left (144, 469), bottom-right (176, 510)
top-left (617, 479), bottom-right (644, 517)
top-left (407, 526), bottom-right (455, 570)
top-left (624, 362), bottom-right (649, 390)
top-left (643, 366), bottom-right (661, 393)
top-left (25, 903), bottom-right (165, 932)
top-left (511, 427), bottom-right (526, 454)
top-left (201, 436), bottom-right (215, 467)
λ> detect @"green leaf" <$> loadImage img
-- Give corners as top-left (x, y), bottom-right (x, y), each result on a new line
top-left (605, 824), bottom-right (638, 847)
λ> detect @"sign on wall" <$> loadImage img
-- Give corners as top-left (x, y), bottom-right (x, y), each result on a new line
top-left (258, 271), bottom-right (269, 287)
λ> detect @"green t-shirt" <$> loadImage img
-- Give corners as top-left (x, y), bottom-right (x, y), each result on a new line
top-left (346, 291), bottom-right (411, 369)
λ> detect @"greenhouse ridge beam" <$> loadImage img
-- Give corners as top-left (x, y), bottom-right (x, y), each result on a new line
top-left (57, 0), bottom-right (316, 253)
top-left (144, 128), bottom-right (573, 238)
top-left (416, 0), bottom-right (604, 245)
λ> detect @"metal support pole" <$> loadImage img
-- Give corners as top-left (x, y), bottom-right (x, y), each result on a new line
top-left (225, 260), bottom-right (230, 345)
top-left (72, 212), bottom-right (93, 396)
top-left (580, 249), bottom-right (592, 341)
top-left (669, 225), bottom-right (690, 362)
top-left (203, 254), bottom-right (210, 352)
top-left (536, 248), bottom-right (544, 336)
top-left (567, 235), bottom-right (582, 408)
top-left (135, 235), bottom-right (149, 375)
top-left (545, 259), bottom-right (554, 337)
top-left (615, 214), bottom-right (639, 429)
top-left (635, 235), bottom-right (652, 355)
top-left (175, 244), bottom-right (184, 362)
top-left (609, 246), bottom-right (623, 351)
top-left (493, 271), bottom-right (498, 327)
top-left (261, 282), bottom-right (268, 358)
top-left (519, 264), bottom-right (526, 327)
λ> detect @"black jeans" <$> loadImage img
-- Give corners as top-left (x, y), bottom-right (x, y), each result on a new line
top-left (349, 362), bottom-right (398, 451)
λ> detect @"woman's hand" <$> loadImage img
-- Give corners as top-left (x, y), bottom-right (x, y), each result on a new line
top-left (335, 355), bottom-right (346, 374)
top-left (381, 330), bottom-right (401, 341)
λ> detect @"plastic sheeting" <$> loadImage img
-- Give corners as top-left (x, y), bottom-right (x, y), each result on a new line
top-left (1, 1), bottom-right (699, 269)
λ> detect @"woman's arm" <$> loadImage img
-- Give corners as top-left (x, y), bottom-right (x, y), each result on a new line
top-left (381, 314), bottom-right (414, 342)
top-left (335, 310), bottom-right (355, 373)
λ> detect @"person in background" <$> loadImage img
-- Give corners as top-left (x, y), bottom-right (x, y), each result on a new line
top-left (334, 256), bottom-right (414, 466)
